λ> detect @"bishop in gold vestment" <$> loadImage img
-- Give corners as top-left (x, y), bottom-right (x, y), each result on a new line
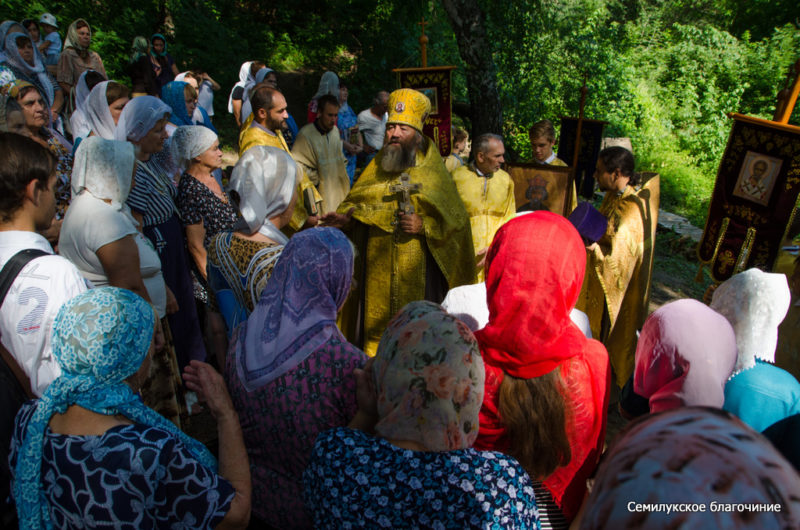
top-left (327, 89), bottom-right (475, 355)
top-left (576, 147), bottom-right (658, 388)
top-left (451, 134), bottom-right (515, 282)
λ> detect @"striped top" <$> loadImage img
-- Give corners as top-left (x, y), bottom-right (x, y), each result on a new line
top-left (127, 150), bottom-right (178, 227)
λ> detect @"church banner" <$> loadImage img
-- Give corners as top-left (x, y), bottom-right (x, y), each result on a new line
top-left (394, 66), bottom-right (456, 157)
top-left (557, 117), bottom-right (607, 198)
top-left (506, 163), bottom-right (572, 216)
top-left (698, 113), bottom-right (800, 282)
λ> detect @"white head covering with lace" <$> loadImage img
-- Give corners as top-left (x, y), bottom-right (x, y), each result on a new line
top-left (229, 145), bottom-right (296, 244)
top-left (169, 125), bottom-right (217, 173)
top-left (312, 71), bottom-right (339, 100)
top-left (114, 95), bottom-right (171, 142)
top-left (71, 137), bottom-right (136, 219)
top-left (710, 268), bottom-right (791, 374)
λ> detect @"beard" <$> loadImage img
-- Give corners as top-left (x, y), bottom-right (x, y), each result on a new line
top-left (381, 138), bottom-right (418, 173)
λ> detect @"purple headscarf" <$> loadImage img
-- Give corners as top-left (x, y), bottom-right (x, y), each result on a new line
top-left (236, 227), bottom-right (354, 390)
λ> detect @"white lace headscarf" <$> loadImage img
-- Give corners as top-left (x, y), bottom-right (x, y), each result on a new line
top-left (711, 268), bottom-right (791, 374)
top-left (229, 145), bottom-right (296, 244)
top-left (169, 125), bottom-right (217, 173)
top-left (114, 95), bottom-right (171, 142)
top-left (71, 137), bottom-right (136, 222)
top-left (84, 81), bottom-right (120, 140)
top-left (227, 61), bottom-right (252, 114)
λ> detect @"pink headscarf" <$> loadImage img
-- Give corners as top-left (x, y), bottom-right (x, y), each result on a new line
top-left (634, 299), bottom-right (737, 412)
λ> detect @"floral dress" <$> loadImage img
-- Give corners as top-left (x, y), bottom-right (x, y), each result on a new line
top-left (304, 427), bottom-right (541, 529)
top-left (176, 173), bottom-right (239, 304)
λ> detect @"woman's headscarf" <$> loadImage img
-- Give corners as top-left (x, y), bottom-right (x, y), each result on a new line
top-left (68, 70), bottom-right (96, 138)
top-left (129, 36), bottom-right (149, 64)
top-left (229, 145), bottom-right (296, 244)
top-left (473, 211), bottom-right (610, 519)
top-left (710, 268), bottom-right (791, 374)
top-left (161, 81), bottom-right (192, 126)
top-left (71, 137), bottom-right (135, 218)
top-left (579, 407), bottom-right (800, 529)
top-left (236, 227), bottom-right (353, 391)
top-left (84, 80), bottom-right (119, 140)
top-left (634, 299), bottom-right (737, 413)
top-left (114, 95), bottom-right (171, 142)
top-left (149, 33), bottom-right (167, 57)
top-left (227, 61), bottom-right (252, 114)
top-left (0, 21), bottom-right (24, 62)
top-left (169, 125), bottom-right (217, 172)
top-left (3, 32), bottom-right (54, 105)
top-left (373, 301), bottom-right (485, 452)
top-left (64, 19), bottom-right (91, 55)
top-left (12, 287), bottom-right (217, 530)
top-left (312, 71), bottom-right (339, 100)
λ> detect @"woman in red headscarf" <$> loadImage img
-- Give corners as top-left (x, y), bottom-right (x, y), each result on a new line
top-left (473, 211), bottom-right (610, 527)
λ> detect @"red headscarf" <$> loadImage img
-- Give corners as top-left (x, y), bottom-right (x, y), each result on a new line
top-left (474, 211), bottom-right (610, 521)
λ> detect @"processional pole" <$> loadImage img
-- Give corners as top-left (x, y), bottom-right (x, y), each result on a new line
top-left (564, 75), bottom-right (588, 216)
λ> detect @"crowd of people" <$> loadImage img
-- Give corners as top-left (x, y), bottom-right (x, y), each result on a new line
top-left (0, 11), bottom-right (799, 530)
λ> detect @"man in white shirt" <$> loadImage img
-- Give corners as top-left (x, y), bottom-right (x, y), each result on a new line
top-left (0, 133), bottom-right (89, 396)
top-left (357, 90), bottom-right (389, 165)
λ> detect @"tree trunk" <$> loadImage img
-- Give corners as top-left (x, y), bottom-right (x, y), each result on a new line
top-left (440, 0), bottom-right (504, 143)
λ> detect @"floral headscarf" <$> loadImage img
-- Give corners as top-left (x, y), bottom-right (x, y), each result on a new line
top-left (579, 407), bottom-right (800, 529)
top-left (634, 299), bottom-right (737, 413)
top-left (161, 81), bottom-right (192, 126)
top-left (237, 227), bottom-right (354, 391)
top-left (372, 301), bottom-right (485, 452)
top-left (129, 36), bottom-right (149, 64)
top-left (12, 287), bottom-right (217, 530)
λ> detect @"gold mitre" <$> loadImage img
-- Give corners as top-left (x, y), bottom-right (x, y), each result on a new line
top-left (387, 88), bottom-right (431, 132)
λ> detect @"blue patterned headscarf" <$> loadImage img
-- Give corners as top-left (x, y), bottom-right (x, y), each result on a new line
top-left (13, 287), bottom-right (217, 530)
top-left (237, 227), bottom-right (354, 390)
top-left (161, 81), bottom-right (192, 126)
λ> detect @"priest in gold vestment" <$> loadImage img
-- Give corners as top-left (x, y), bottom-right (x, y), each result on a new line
top-left (451, 133), bottom-right (515, 282)
top-left (321, 88), bottom-right (475, 355)
top-left (577, 146), bottom-right (658, 388)
top-left (239, 85), bottom-right (322, 232)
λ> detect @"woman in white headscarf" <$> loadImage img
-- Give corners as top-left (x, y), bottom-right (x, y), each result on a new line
top-left (306, 71), bottom-right (338, 124)
top-left (58, 136), bottom-right (186, 426)
top-left (207, 146), bottom-right (297, 335)
top-left (80, 80), bottom-right (129, 142)
top-left (174, 125), bottom-right (237, 364)
top-left (117, 96), bottom-right (208, 376)
top-left (711, 268), bottom-right (800, 433)
top-left (228, 61), bottom-right (264, 128)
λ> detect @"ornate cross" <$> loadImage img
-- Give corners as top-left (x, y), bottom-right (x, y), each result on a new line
top-left (418, 16), bottom-right (429, 68)
top-left (389, 172), bottom-right (421, 215)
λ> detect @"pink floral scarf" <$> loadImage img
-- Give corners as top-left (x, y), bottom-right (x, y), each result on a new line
top-left (373, 301), bottom-right (485, 451)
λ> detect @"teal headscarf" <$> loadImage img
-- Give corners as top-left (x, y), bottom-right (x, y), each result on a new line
top-left (150, 33), bottom-right (167, 57)
top-left (12, 287), bottom-right (217, 530)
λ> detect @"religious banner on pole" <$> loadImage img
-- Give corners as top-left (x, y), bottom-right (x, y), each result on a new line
top-left (698, 113), bottom-right (800, 282)
top-left (394, 66), bottom-right (456, 158)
